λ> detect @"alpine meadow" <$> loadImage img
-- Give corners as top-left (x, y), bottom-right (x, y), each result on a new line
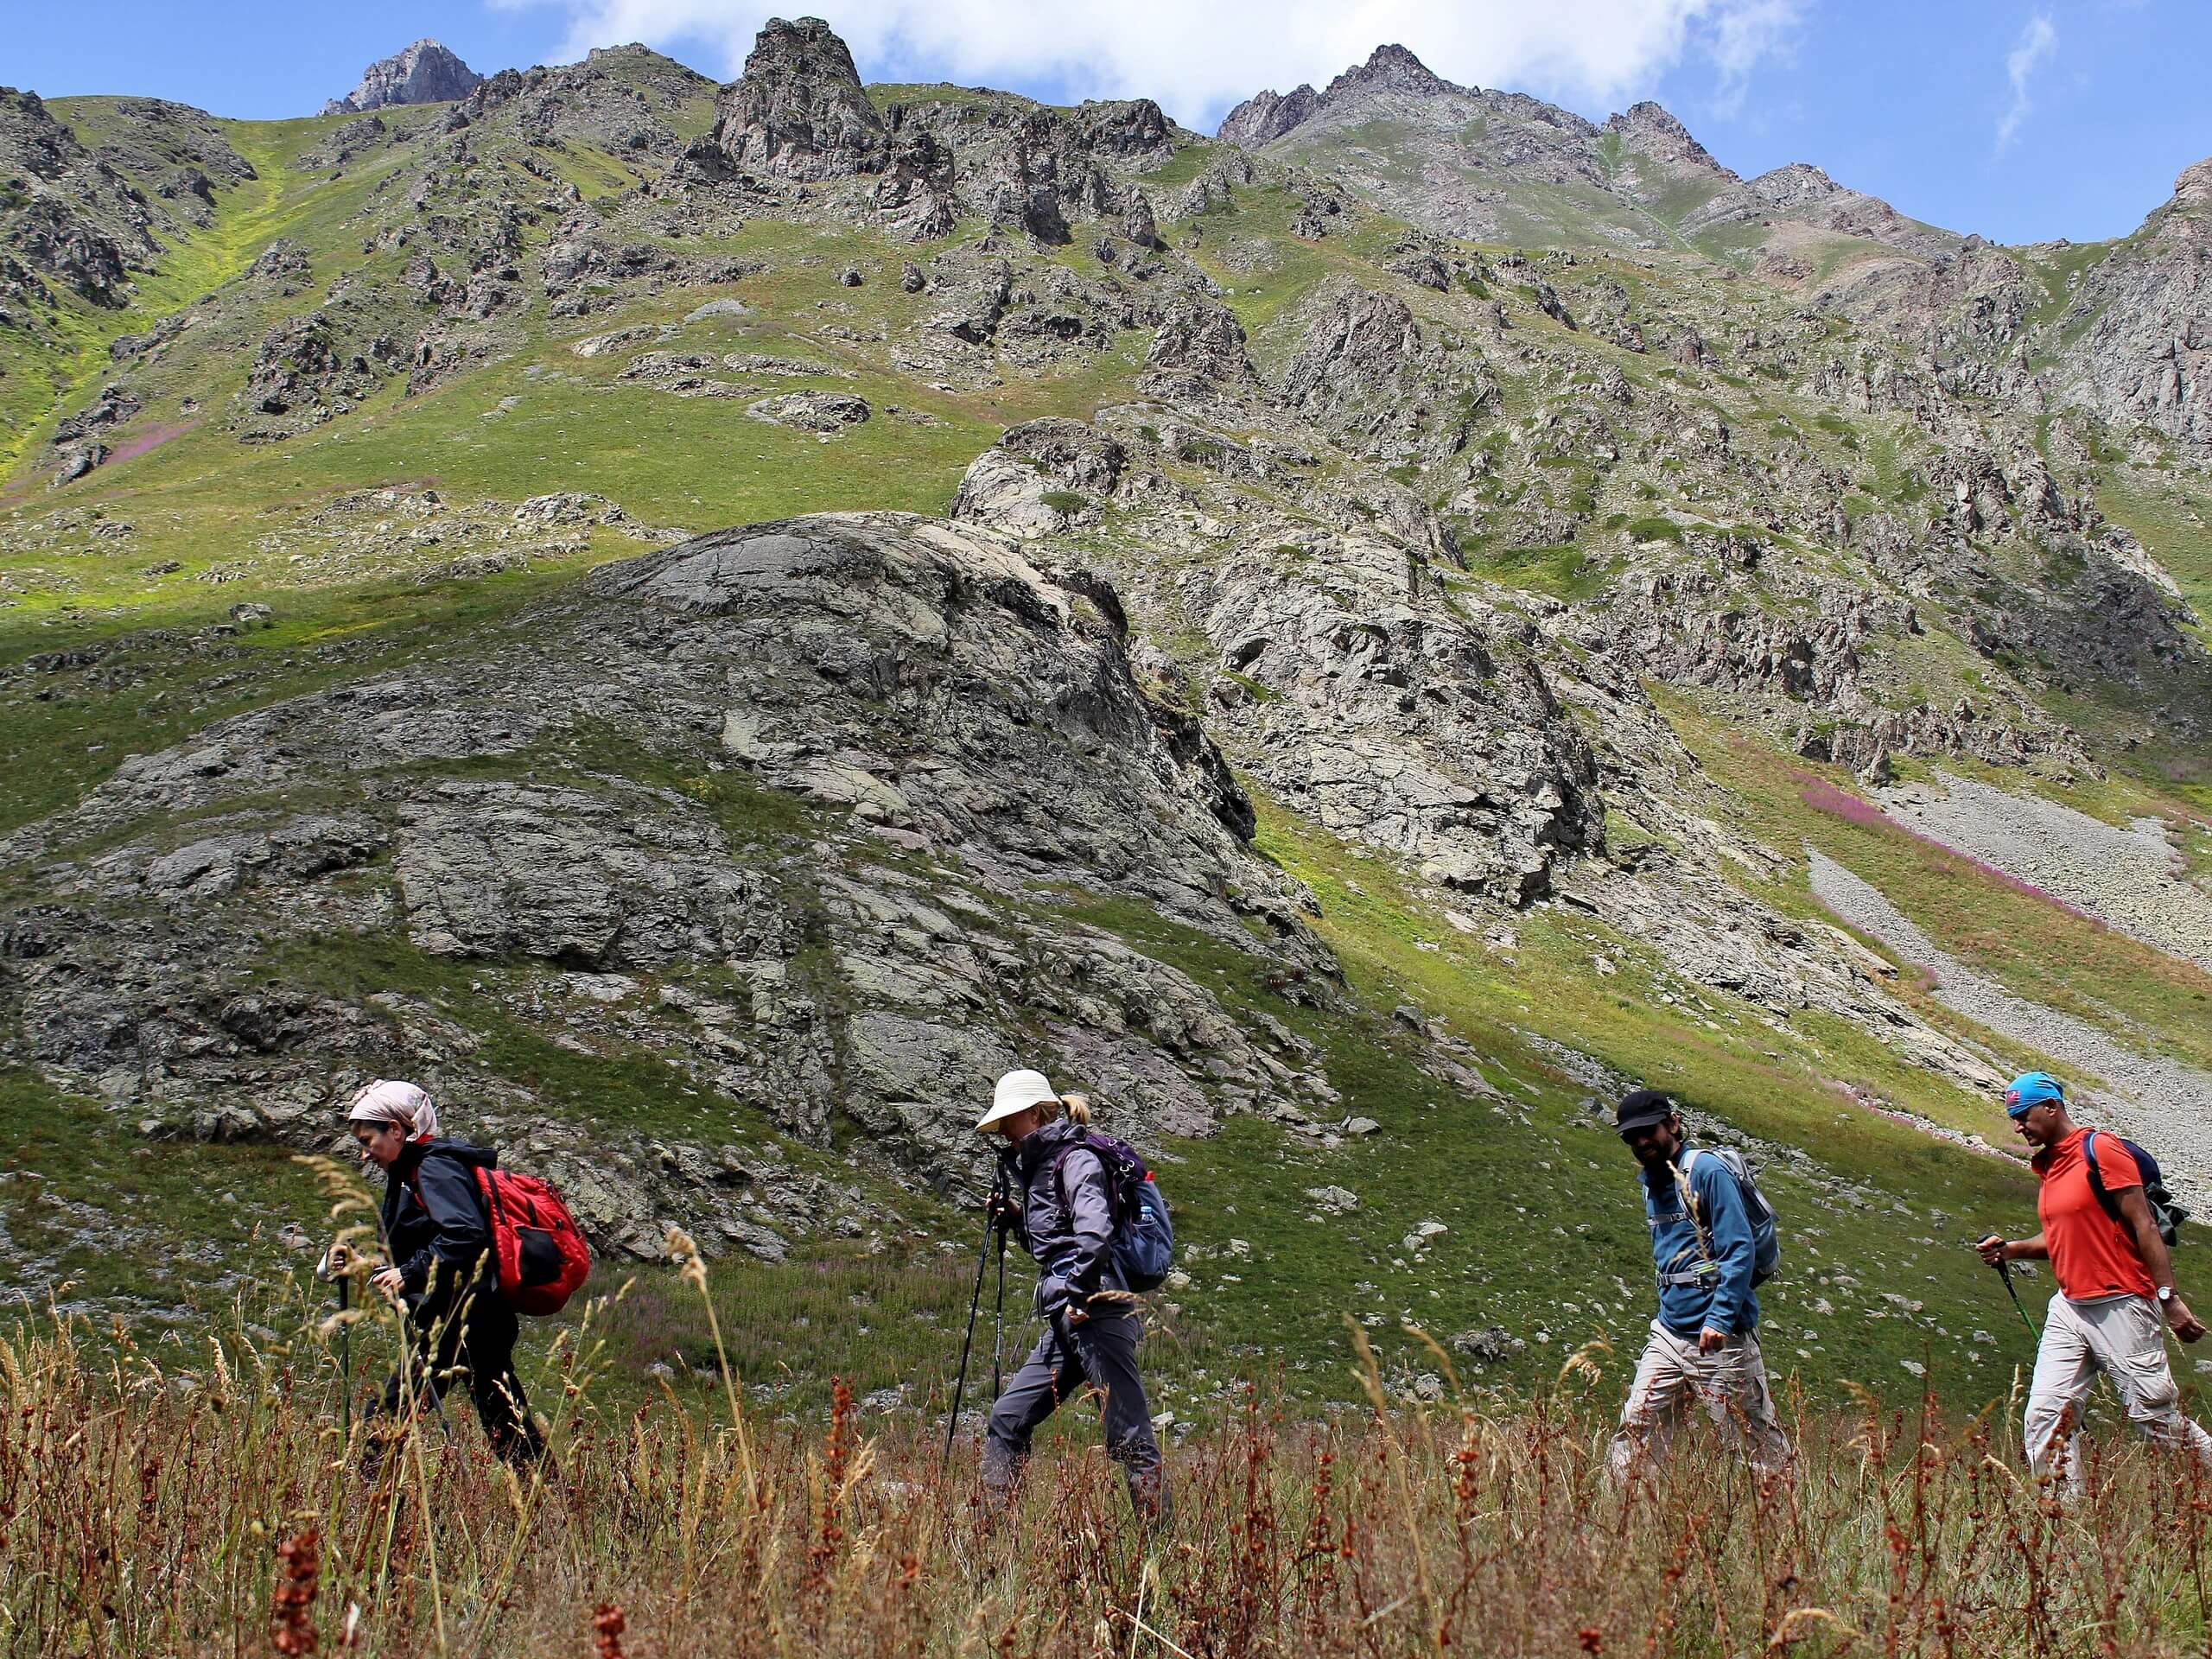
top-left (3, 11), bottom-right (2212, 1655)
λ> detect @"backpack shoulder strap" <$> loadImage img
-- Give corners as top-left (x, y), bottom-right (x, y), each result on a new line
top-left (474, 1162), bottom-right (505, 1224)
top-left (1050, 1131), bottom-right (1122, 1222)
top-left (2081, 1131), bottom-right (2129, 1225)
top-left (1671, 1149), bottom-right (1719, 1262)
top-left (1047, 1131), bottom-right (1088, 1196)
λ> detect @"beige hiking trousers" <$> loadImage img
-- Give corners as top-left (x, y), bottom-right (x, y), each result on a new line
top-left (1606, 1319), bottom-right (1793, 1485)
top-left (2025, 1291), bottom-right (2212, 1495)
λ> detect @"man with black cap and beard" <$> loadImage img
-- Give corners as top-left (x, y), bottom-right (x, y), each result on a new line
top-left (1607, 1087), bottom-right (1793, 1484)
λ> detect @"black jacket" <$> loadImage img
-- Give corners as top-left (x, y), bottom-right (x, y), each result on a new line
top-left (380, 1137), bottom-right (498, 1300)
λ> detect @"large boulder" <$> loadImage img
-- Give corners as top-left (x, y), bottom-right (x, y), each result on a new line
top-left (950, 418), bottom-right (1128, 537)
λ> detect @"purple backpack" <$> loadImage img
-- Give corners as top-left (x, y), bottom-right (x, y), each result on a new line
top-left (1051, 1128), bottom-right (1175, 1291)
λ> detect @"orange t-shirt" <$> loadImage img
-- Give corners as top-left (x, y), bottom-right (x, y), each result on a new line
top-left (2034, 1128), bottom-right (2156, 1300)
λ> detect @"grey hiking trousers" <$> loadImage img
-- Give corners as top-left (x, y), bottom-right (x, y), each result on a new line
top-left (1606, 1319), bottom-right (1793, 1485)
top-left (982, 1306), bottom-right (1167, 1521)
top-left (2026, 1291), bottom-right (2212, 1496)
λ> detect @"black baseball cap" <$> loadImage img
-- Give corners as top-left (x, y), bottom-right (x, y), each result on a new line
top-left (1615, 1089), bottom-right (1676, 1134)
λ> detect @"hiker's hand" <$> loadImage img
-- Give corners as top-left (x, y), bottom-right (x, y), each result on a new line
top-left (1062, 1300), bottom-right (1091, 1328)
top-left (2169, 1297), bottom-right (2206, 1343)
top-left (372, 1267), bottom-right (405, 1301)
top-left (1698, 1327), bottom-right (1726, 1354)
top-left (1975, 1235), bottom-right (2011, 1266)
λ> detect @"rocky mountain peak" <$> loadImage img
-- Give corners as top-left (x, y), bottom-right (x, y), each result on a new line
top-left (1217, 41), bottom-right (1455, 149)
top-left (1603, 99), bottom-right (1728, 177)
top-left (2175, 156), bottom-right (2212, 207)
top-left (1324, 42), bottom-right (1458, 101)
top-left (695, 15), bottom-right (887, 181)
top-left (321, 39), bottom-right (483, 118)
top-left (1748, 161), bottom-right (1841, 205)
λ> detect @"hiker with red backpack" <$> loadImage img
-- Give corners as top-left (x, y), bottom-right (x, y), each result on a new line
top-left (1975, 1071), bottom-right (2209, 1494)
top-left (340, 1080), bottom-right (587, 1469)
top-left (974, 1069), bottom-right (1172, 1522)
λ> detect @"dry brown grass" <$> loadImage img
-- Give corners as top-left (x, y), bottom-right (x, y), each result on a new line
top-left (10, 1266), bottom-right (2212, 1659)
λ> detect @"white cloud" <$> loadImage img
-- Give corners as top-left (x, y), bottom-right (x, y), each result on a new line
top-left (1994, 11), bottom-right (2056, 156)
top-left (1702, 0), bottom-right (1803, 116)
top-left (495, 0), bottom-right (1806, 130)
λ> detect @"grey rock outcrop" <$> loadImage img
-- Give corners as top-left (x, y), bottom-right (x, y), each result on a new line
top-left (1683, 163), bottom-right (1963, 264)
top-left (1274, 282), bottom-right (1493, 461)
top-left (323, 40), bottom-right (483, 117)
top-left (1141, 296), bottom-right (1262, 402)
top-left (963, 102), bottom-right (1167, 244)
top-left (1198, 552), bottom-right (1604, 904)
top-left (745, 389), bottom-right (870, 430)
top-left (1601, 101), bottom-right (1724, 179)
top-left (2, 515), bottom-right (1341, 1250)
top-left (950, 418), bottom-right (1128, 536)
top-left (2043, 158), bottom-right (2212, 453)
top-left (1217, 84), bottom-right (1323, 149)
top-left (1324, 43), bottom-right (1459, 101)
top-left (684, 19), bottom-right (1173, 246)
top-left (0, 87), bottom-right (156, 306)
top-left (691, 16), bottom-right (887, 181)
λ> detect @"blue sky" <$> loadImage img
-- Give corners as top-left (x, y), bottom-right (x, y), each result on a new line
top-left (10, 0), bottom-right (2207, 245)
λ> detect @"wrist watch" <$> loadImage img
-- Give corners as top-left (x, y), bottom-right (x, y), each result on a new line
top-left (2158, 1286), bottom-right (2176, 1304)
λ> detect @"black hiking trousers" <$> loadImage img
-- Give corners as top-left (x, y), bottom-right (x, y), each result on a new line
top-left (374, 1270), bottom-right (543, 1465)
top-left (982, 1305), bottom-right (1167, 1522)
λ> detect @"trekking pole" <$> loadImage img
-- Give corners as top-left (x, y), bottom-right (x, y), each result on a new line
top-left (339, 1270), bottom-right (353, 1444)
top-left (943, 1198), bottom-right (995, 1470)
top-left (319, 1245), bottom-right (355, 1446)
top-left (992, 1212), bottom-right (1008, 1399)
top-left (989, 1161), bottom-right (1012, 1399)
top-left (1987, 1249), bottom-right (2041, 1343)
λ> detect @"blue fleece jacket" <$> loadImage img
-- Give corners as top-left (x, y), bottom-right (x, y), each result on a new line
top-left (1640, 1144), bottom-right (1759, 1337)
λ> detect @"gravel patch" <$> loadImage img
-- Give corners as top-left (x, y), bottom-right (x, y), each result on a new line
top-left (1808, 849), bottom-right (2212, 1212)
top-left (1878, 772), bottom-right (2212, 976)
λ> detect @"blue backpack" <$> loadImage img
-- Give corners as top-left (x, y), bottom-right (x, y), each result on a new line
top-left (1052, 1128), bottom-right (1175, 1292)
top-left (2084, 1130), bottom-right (2187, 1246)
top-left (1681, 1147), bottom-right (1782, 1285)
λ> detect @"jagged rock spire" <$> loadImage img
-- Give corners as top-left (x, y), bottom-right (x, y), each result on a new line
top-left (322, 40), bottom-right (482, 118)
top-left (705, 15), bottom-right (887, 180)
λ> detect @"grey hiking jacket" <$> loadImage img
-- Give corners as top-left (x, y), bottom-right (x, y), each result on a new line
top-left (1005, 1120), bottom-right (1128, 1316)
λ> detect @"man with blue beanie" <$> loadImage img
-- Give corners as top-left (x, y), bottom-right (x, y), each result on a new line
top-left (1606, 1088), bottom-right (1793, 1484)
top-left (1978, 1071), bottom-right (2209, 1495)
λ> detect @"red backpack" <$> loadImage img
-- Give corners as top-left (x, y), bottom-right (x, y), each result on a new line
top-left (473, 1166), bottom-right (592, 1315)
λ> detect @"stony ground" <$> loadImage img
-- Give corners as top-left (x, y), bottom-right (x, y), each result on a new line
top-left (1808, 849), bottom-right (2212, 1208)
top-left (1879, 772), bottom-right (2212, 976)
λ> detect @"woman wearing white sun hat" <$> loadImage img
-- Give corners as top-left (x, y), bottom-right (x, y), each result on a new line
top-left (975, 1067), bottom-right (1168, 1522)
